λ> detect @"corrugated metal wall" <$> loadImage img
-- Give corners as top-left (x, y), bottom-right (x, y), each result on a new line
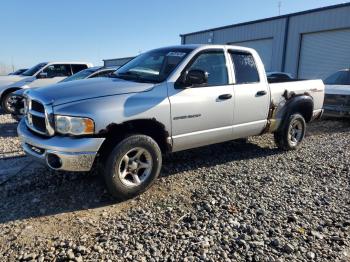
top-left (184, 19), bottom-right (286, 72)
top-left (181, 4), bottom-right (350, 77)
top-left (284, 5), bottom-right (350, 77)
top-left (103, 57), bottom-right (134, 67)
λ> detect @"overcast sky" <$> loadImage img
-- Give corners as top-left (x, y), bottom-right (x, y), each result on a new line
top-left (0, 0), bottom-right (347, 70)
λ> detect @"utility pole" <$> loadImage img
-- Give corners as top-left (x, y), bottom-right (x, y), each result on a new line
top-left (278, 1), bottom-right (282, 15)
top-left (11, 56), bottom-right (15, 72)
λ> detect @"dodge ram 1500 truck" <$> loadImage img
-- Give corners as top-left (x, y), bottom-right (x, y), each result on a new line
top-left (18, 45), bottom-right (324, 200)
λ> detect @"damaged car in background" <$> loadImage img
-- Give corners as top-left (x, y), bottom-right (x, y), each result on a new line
top-left (9, 66), bottom-right (118, 119)
top-left (0, 62), bottom-right (93, 113)
top-left (17, 44), bottom-right (325, 200)
top-left (323, 69), bottom-right (350, 117)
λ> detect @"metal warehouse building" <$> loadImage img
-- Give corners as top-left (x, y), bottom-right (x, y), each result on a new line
top-left (103, 56), bottom-right (135, 67)
top-left (180, 3), bottom-right (350, 79)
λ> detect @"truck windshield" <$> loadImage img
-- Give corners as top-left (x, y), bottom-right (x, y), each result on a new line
top-left (324, 71), bottom-right (350, 85)
top-left (60, 68), bottom-right (99, 83)
top-left (113, 48), bottom-right (192, 83)
top-left (21, 63), bottom-right (48, 76)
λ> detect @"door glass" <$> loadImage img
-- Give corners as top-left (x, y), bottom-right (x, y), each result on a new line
top-left (43, 64), bottom-right (72, 77)
top-left (188, 52), bottom-right (228, 86)
top-left (230, 52), bottom-right (260, 84)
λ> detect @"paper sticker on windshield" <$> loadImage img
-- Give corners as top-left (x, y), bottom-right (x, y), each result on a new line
top-left (166, 52), bottom-right (186, 57)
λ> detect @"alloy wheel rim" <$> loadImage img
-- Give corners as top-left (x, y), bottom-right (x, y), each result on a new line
top-left (5, 95), bottom-right (16, 113)
top-left (288, 119), bottom-right (303, 146)
top-left (117, 147), bottom-right (153, 187)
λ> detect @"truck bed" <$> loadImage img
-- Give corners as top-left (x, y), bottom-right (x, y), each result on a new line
top-left (269, 79), bottom-right (325, 113)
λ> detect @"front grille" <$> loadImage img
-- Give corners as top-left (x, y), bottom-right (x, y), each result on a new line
top-left (25, 96), bottom-right (54, 136)
top-left (32, 115), bottom-right (46, 133)
top-left (324, 94), bottom-right (350, 106)
top-left (31, 100), bottom-right (45, 113)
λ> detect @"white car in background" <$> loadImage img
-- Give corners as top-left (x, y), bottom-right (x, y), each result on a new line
top-left (0, 62), bottom-right (92, 113)
top-left (323, 69), bottom-right (350, 117)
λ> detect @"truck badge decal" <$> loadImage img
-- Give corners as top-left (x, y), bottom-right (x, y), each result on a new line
top-left (173, 114), bottom-right (201, 120)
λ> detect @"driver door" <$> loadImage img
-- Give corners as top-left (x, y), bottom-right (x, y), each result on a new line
top-left (30, 64), bottom-right (72, 87)
top-left (168, 49), bottom-right (234, 152)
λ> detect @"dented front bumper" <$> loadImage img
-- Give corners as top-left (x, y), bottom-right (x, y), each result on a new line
top-left (17, 119), bottom-right (105, 172)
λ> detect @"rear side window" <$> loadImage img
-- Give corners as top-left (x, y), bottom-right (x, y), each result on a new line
top-left (230, 51), bottom-right (260, 84)
top-left (71, 64), bottom-right (88, 74)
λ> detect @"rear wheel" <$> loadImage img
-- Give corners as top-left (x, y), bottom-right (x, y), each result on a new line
top-left (274, 113), bottom-right (306, 150)
top-left (103, 134), bottom-right (162, 200)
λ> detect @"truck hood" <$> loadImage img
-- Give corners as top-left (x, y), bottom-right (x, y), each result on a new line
top-left (0, 75), bottom-right (29, 88)
top-left (325, 85), bottom-right (350, 95)
top-left (27, 77), bottom-right (155, 106)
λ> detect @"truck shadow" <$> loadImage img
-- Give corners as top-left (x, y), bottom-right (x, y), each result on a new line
top-left (0, 140), bottom-right (280, 224)
top-left (0, 119), bottom-right (348, 224)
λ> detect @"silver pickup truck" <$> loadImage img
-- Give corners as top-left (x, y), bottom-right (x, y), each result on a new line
top-left (18, 45), bottom-right (324, 200)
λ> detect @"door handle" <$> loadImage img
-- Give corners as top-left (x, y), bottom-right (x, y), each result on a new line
top-left (256, 90), bottom-right (267, 96)
top-left (218, 94), bottom-right (232, 100)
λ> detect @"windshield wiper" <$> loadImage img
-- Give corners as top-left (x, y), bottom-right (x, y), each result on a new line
top-left (112, 72), bottom-right (158, 83)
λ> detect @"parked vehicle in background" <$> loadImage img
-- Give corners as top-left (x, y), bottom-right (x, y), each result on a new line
top-left (323, 69), bottom-right (350, 117)
top-left (267, 72), bottom-right (294, 83)
top-left (9, 66), bottom-right (118, 118)
top-left (8, 68), bottom-right (28, 75)
top-left (18, 45), bottom-right (324, 200)
top-left (0, 62), bottom-right (93, 113)
top-left (59, 66), bottom-right (118, 83)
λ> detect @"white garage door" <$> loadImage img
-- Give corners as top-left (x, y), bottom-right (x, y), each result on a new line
top-left (230, 38), bottom-right (273, 71)
top-left (298, 29), bottom-right (350, 79)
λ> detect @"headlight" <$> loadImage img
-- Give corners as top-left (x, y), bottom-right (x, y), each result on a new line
top-left (54, 115), bottom-right (94, 135)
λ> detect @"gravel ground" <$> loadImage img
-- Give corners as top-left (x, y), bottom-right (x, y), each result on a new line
top-left (0, 112), bottom-right (349, 262)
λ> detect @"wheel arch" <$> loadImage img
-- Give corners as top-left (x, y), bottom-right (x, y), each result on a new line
top-left (284, 95), bottom-right (314, 123)
top-left (0, 87), bottom-right (22, 101)
top-left (98, 118), bottom-right (171, 160)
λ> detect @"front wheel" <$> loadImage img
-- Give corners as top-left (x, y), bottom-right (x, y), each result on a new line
top-left (103, 134), bottom-right (162, 200)
top-left (274, 113), bottom-right (306, 150)
top-left (1, 92), bottom-right (17, 114)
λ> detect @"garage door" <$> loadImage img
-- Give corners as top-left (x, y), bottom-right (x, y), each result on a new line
top-left (230, 38), bottom-right (273, 71)
top-left (298, 29), bottom-right (350, 79)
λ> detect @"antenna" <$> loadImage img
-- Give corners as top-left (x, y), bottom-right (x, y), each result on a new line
top-left (278, 1), bottom-right (282, 15)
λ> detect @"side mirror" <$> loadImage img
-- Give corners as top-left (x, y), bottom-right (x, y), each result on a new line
top-left (185, 69), bottom-right (208, 86)
top-left (37, 72), bottom-right (48, 79)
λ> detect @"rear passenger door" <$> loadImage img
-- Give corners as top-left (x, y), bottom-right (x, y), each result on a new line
top-left (229, 50), bottom-right (270, 138)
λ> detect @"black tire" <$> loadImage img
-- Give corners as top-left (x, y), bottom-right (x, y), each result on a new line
top-left (11, 113), bottom-right (23, 122)
top-left (274, 113), bottom-right (306, 150)
top-left (104, 134), bottom-right (162, 200)
top-left (234, 138), bottom-right (248, 144)
top-left (1, 92), bottom-right (16, 114)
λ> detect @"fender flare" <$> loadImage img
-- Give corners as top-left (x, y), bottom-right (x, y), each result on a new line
top-left (278, 95), bottom-right (314, 129)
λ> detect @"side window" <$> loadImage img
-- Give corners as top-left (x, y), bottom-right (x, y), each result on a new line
top-left (230, 51), bottom-right (260, 84)
top-left (92, 70), bottom-right (113, 78)
top-left (188, 51), bottom-right (228, 86)
top-left (71, 64), bottom-right (88, 74)
top-left (43, 64), bottom-right (72, 77)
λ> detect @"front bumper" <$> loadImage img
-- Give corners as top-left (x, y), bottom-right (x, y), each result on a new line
top-left (17, 119), bottom-right (105, 172)
top-left (323, 105), bottom-right (350, 118)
